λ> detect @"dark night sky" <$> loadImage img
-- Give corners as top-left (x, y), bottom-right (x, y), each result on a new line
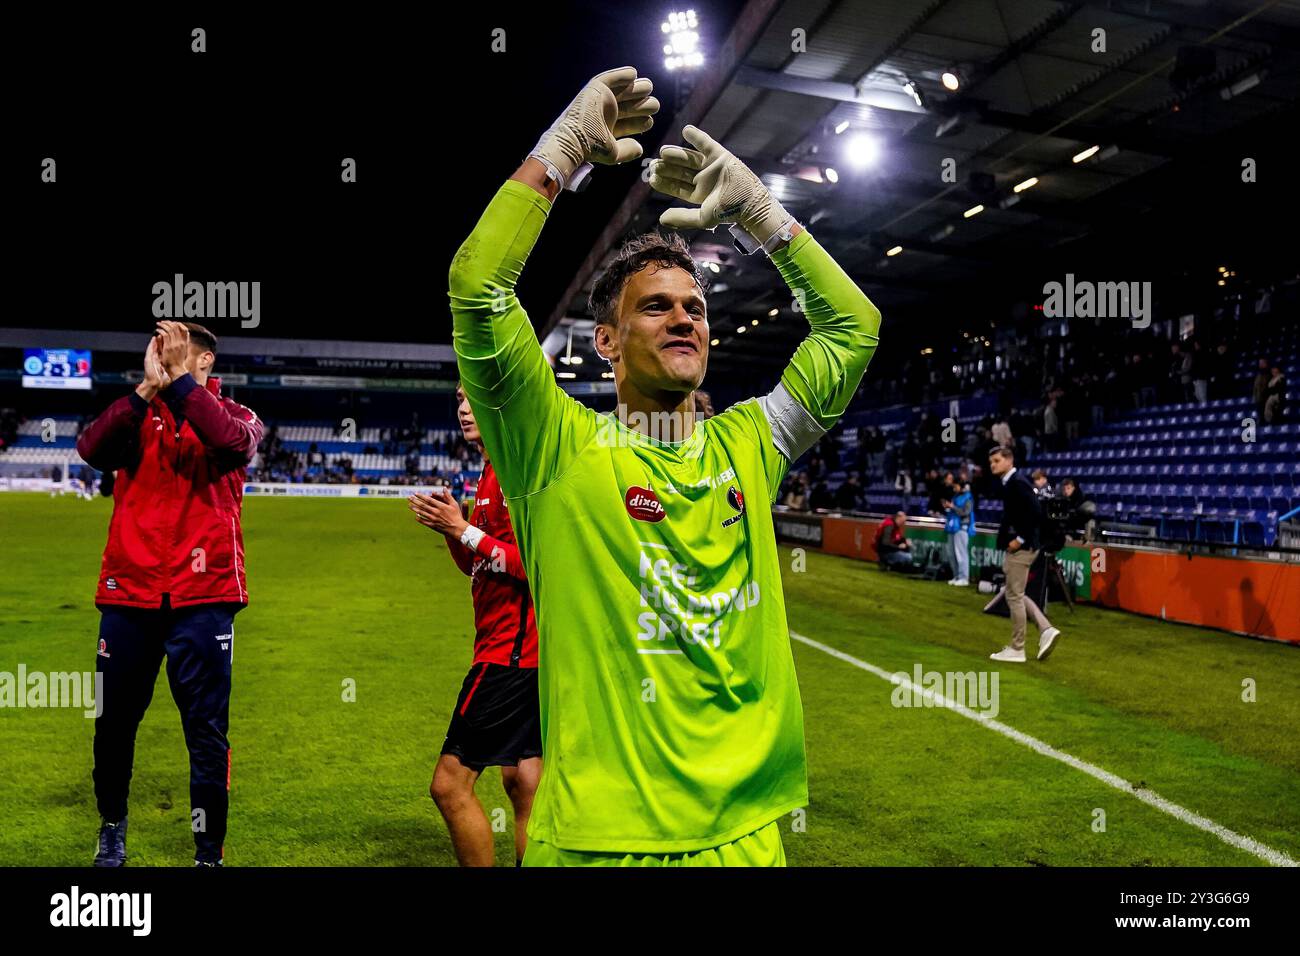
top-left (10, 3), bottom-right (749, 344)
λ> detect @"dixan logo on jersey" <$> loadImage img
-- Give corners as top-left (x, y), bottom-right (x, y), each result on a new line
top-left (625, 486), bottom-right (666, 523)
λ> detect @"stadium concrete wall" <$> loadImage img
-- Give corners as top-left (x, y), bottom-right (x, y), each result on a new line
top-left (1091, 549), bottom-right (1300, 645)
top-left (778, 512), bottom-right (1092, 600)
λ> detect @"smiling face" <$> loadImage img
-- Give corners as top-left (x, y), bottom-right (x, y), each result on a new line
top-left (595, 262), bottom-right (709, 398)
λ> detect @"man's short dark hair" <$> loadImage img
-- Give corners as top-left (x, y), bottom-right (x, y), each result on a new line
top-left (588, 231), bottom-right (706, 328)
top-left (990, 446), bottom-right (1015, 461)
top-left (184, 322), bottom-right (218, 356)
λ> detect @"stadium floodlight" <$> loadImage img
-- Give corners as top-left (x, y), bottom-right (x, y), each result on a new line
top-left (834, 119), bottom-right (851, 135)
top-left (601, 370), bottom-right (615, 378)
top-left (845, 133), bottom-right (880, 168)
top-left (710, 338), bottom-right (720, 346)
top-left (963, 204), bottom-right (985, 218)
top-left (824, 166), bottom-right (839, 183)
top-left (903, 80), bottom-right (925, 109)
top-left (1013, 176), bottom-right (1039, 193)
top-left (1072, 145), bottom-right (1100, 163)
top-left (662, 10), bottom-right (703, 71)
top-left (941, 70), bottom-right (960, 91)
top-left (767, 307), bottom-right (779, 317)
top-left (556, 371), bottom-right (576, 379)
top-left (570, 355), bottom-right (583, 365)
top-left (886, 245), bottom-right (903, 257)
top-left (751, 319), bottom-right (759, 326)
top-left (737, 326), bottom-right (746, 334)
top-left (705, 261), bottom-right (721, 273)
top-left (1220, 72), bottom-right (1262, 100)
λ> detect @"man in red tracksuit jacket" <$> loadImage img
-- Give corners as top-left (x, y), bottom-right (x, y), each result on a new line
top-left (76, 320), bottom-right (262, 867)
top-left (408, 384), bottom-right (540, 866)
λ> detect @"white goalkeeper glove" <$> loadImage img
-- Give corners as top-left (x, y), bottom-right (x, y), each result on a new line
top-left (649, 125), bottom-right (797, 255)
top-left (529, 67), bottom-right (660, 192)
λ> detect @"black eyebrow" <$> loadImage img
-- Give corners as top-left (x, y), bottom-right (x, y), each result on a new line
top-left (635, 291), bottom-right (707, 312)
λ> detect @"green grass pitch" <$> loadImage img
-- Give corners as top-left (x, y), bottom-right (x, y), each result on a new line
top-left (2, 493), bottom-right (1297, 866)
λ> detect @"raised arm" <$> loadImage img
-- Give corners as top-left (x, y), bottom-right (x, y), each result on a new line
top-left (449, 67), bottom-right (658, 498)
top-left (166, 376), bottom-right (262, 463)
top-left (649, 125), bottom-right (881, 468)
top-left (76, 336), bottom-right (171, 472)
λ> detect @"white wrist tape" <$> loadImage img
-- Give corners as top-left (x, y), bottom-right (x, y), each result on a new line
top-left (460, 525), bottom-right (486, 552)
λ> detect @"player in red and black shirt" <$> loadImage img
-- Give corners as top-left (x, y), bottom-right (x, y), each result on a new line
top-left (408, 385), bottom-right (540, 866)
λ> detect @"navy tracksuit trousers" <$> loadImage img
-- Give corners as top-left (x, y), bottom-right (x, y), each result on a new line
top-left (93, 597), bottom-right (238, 863)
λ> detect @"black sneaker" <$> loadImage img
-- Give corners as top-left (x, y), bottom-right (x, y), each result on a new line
top-left (94, 819), bottom-right (128, 867)
top-left (194, 858), bottom-right (224, 867)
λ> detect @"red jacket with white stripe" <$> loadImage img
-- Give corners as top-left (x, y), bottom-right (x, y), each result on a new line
top-left (444, 462), bottom-right (538, 668)
top-left (76, 374), bottom-right (262, 609)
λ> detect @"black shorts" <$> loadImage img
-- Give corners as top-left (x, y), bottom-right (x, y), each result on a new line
top-left (441, 662), bottom-right (541, 770)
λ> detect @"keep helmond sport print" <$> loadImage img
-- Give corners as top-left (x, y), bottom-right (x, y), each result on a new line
top-left (622, 484), bottom-right (746, 528)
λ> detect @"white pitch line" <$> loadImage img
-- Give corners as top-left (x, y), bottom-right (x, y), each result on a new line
top-left (789, 630), bottom-right (1298, 868)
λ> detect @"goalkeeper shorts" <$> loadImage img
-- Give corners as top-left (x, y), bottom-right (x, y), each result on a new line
top-left (521, 820), bottom-right (786, 867)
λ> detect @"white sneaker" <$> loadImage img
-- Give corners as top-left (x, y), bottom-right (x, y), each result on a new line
top-left (989, 646), bottom-right (1026, 663)
top-left (950, 579), bottom-right (970, 587)
top-left (1037, 627), bottom-right (1062, 661)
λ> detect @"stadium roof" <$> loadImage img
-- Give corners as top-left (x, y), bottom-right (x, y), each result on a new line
top-left (543, 0), bottom-right (1300, 381)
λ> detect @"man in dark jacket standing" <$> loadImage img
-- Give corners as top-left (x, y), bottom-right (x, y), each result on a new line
top-left (987, 447), bottom-right (1061, 663)
top-left (77, 321), bottom-right (262, 867)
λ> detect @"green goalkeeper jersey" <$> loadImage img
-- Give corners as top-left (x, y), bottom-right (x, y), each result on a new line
top-left (450, 179), bottom-right (880, 853)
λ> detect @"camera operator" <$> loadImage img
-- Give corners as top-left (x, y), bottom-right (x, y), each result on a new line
top-left (1056, 477), bottom-right (1097, 543)
top-left (1030, 468), bottom-right (1052, 498)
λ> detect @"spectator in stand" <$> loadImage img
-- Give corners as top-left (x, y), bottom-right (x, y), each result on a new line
top-left (991, 417), bottom-right (1012, 450)
top-left (782, 473), bottom-right (810, 511)
top-left (923, 468), bottom-right (945, 516)
top-left (1253, 358), bottom-right (1273, 421)
top-left (834, 472), bottom-right (863, 512)
top-left (942, 474), bottom-right (975, 587)
top-left (874, 511), bottom-right (913, 571)
top-left (1042, 397), bottom-right (1060, 452)
top-left (893, 468), bottom-right (914, 512)
top-left (1264, 365), bottom-right (1288, 424)
top-left (1210, 342), bottom-right (1234, 400)
top-left (809, 478), bottom-right (834, 512)
top-left (1190, 340), bottom-right (1210, 404)
top-left (1170, 343), bottom-right (1193, 403)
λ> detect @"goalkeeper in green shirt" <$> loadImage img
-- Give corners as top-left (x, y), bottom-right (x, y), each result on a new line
top-left (449, 67), bottom-right (881, 866)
